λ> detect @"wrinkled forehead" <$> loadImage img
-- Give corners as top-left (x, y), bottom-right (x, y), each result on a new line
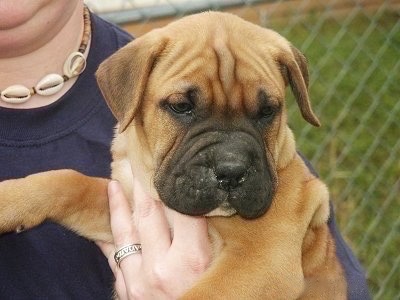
top-left (148, 21), bottom-right (286, 114)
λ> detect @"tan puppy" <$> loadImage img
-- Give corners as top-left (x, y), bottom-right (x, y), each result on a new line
top-left (0, 12), bottom-right (347, 299)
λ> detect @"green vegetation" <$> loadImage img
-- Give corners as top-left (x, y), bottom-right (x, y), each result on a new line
top-left (269, 10), bottom-right (399, 299)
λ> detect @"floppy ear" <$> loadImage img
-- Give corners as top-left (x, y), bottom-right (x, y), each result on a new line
top-left (96, 34), bottom-right (168, 132)
top-left (279, 45), bottom-right (321, 127)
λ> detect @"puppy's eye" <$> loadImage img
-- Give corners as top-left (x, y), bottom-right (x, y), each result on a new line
top-left (168, 102), bottom-right (194, 115)
top-left (259, 105), bottom-right (276, 120)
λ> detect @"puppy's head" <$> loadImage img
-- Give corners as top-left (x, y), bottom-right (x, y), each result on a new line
top-left (96, 12), bottom-right (319, 219)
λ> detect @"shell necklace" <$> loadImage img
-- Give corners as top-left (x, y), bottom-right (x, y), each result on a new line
top-left (0, 6), bottom-right (91, 104)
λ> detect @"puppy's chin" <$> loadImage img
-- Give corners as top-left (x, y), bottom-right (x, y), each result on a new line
top-left (205, 202), bottom-right (237, 217)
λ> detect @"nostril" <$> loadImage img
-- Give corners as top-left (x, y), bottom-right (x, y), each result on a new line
top-left (217, 176), bottom-right (238, 190)
top-left (215, 162), bottom-right (248, 190)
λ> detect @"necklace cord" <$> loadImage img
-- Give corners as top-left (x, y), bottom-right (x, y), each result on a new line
top-left (0, 6), bottom-right (91, 104)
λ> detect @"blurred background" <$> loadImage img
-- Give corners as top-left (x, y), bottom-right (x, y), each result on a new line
top-left (85, 0), bottom-right (399, 298)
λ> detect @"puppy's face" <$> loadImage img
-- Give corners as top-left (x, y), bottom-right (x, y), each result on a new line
top-left (150, 88), bottom-right (278, 219)
top-left (96, 12), bottom-right (320, 219)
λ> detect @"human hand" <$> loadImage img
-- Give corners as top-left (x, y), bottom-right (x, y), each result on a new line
top-left (97, 179), bottom-right (211, 300)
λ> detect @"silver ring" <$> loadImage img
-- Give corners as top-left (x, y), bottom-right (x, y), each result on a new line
top-left (114, 244), bottom-right (142, 267)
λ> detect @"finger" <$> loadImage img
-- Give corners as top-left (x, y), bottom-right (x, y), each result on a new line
top-left (171, 211), bottom-right (209, 249)
top-left (96, 240), bottom-right (137, 279)
top-left (108, 180), bottom-right (139, 248)
top-left (170, 211), bottom-right (211, 272)
top-left (96, 239), bottom-right (129, 300)
top-left (162, 212), bottom-right (210, 291)
top-left (95, 240), bottom-right (114, 260)
top-left (114, 268), bottom-right (129, 300)
top-left (132, 177), bottom-right (171, 259)
top-left (108, 181), bottom-right (142, 278)
top-left (98, 240), bottom-right (121, 275)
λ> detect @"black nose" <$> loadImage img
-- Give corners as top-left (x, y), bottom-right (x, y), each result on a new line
top-left (215, 161), bottom-right (248, 191)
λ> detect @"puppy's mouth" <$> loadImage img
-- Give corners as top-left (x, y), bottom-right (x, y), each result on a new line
top-left (205, 201), bottom-right (237, 217)
top-left (154, 130), bottom-right (276, 219)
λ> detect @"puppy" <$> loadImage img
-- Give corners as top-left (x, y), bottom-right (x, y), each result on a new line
top-left (0, 12), bottom-right (347, 299)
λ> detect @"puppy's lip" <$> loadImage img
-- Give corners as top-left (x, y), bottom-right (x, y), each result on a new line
top-left (205, 202), bottom-right (237, 217)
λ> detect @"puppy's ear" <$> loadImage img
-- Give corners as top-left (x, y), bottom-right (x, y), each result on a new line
top-left (96, 34), bottom-right (168, 132)
top-left (279, 45), bottom-right (321, 127)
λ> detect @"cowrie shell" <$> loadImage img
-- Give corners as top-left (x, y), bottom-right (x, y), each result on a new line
top-left (63, 51), bottom-right (86, 78)
top-left (1, 84), bottom-right (31, 104)
top-left (35, 74), bottom-right (64, 96)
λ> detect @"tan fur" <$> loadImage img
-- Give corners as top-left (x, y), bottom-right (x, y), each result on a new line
top-left (0, 12), bottom-right (346, 299)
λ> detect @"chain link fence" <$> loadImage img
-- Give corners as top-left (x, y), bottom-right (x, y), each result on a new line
top-left (86, 1), bottom-right (400, 298)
